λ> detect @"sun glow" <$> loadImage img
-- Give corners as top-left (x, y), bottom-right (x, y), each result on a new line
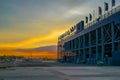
top-left (0, 30), bottom-right (65, 49)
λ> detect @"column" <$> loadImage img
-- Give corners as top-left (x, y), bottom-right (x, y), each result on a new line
top-left (83, 35), bottom-right (86, 62)
top-left (101, 26), bottom-right (104, 61)
top-left (96, 29), bottom-right (99, 62)
top-left (111, 23), bottom-right (115, 53)
top-left (78, 37), bottom-right (81, 63)
top-left (89, 32), bottom-right (92, 64)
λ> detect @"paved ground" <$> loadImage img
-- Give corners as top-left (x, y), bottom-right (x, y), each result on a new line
top-left (0, 62), bottom-right (120, 80)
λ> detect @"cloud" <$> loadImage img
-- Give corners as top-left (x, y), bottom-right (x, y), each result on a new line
top-left (16, 45), bottom-right (57, 52)
top-left (0, 0), bottom-right (89, 20)
top-left (1, 0), bottom-right (115, 49)
top-left (0, 29), bottom-right (66, 48)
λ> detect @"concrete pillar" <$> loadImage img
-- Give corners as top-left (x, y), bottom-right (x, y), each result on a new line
top-left (74, 39), bottom-right (76, 63)
top-left (70, 40), bottom-right (73, 63)
top-left (71, 40), bottom-right (73, 50)
top-left (96, 29), bottom-right (99, 62)
top-left (89, 32), bottom-right (92, 64)
top-left (111, 23), bottom-right (115, 64)
top-left (111, 23), bottom-right (115, 53)
top-left (78, 37), bottom-right (80, 49)
top-left (83, 35), bottom-right (86, 62)
top-left (101, 26), bottom-right (104, 61)
top-left (78, 37), bottom-right (81, 63)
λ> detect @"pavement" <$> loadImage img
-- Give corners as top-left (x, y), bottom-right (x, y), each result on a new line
top-left (0, 62), bottom-right (120, 80)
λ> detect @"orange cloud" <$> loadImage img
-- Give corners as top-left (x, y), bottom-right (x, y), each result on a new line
top-left (0, 29), bottom-right (66, 48)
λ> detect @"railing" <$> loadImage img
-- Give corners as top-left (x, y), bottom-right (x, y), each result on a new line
top-left (85, 5), bottom-right (120, 29)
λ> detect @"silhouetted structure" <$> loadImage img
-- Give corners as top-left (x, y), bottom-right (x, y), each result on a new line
top-left (58, 1), bottom-right (120, 65)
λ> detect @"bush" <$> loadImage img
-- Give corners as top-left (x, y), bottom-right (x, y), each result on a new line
top-left (97, 61), bottom-right (104, 66)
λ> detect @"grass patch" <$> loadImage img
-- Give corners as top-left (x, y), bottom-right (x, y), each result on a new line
top-left (0, 67), bottom-right (16, 70)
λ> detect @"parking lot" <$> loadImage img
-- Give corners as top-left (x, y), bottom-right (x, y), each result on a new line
top-left (0, 62), bottom-right (120, 80)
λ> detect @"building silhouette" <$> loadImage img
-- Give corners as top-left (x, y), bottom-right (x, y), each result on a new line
top-left (58, 2), bottom-right (120, 65)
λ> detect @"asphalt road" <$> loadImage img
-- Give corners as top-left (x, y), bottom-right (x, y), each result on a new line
top-left (0, 62), bottom-right (120, 80)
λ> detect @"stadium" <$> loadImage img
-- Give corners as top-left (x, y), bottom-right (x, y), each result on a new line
top-left (58, 0), bottom-right (120, 65)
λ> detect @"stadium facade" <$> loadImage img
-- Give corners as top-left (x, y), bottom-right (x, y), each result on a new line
top-left (58, 1), bottom-right (120, 65)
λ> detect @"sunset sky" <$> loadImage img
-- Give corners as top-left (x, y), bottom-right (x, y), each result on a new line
top-left (0, 0), bottom-right (120, 49)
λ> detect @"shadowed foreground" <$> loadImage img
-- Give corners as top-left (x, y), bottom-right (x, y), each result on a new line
top-left (0, 62), bottom-right (120, 80)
